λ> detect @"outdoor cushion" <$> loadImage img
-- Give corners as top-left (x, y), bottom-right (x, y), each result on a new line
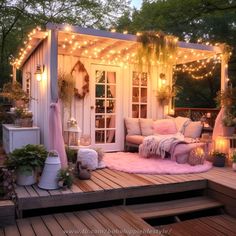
top-left (126, 135), bottom-right (144, 145)
top-left (125, 118), bottom-right (141, 135)
top-left (184, 121), bottom-right (203, 139)
top-left (140, 118), bottom-right (154, 136)
top-left (153, 119), bottom-right (177, 135)
top-left (174, 116), bottom-right (191, 133)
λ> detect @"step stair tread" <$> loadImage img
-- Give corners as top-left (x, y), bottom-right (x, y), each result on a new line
top-left (128, 196), bottom-right (223, 219)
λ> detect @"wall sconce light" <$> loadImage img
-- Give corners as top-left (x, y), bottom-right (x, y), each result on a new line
top-left (160, 73), bottom-right (166, 85)
top-left (35, 64), bottom-right (44, 81)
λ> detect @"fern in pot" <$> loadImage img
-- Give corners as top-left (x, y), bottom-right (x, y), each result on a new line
top-left (5, 144), bottom-right (47, 186)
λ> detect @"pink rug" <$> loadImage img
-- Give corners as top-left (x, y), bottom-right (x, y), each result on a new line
top-left (103, 152), bottom-right (212, 175)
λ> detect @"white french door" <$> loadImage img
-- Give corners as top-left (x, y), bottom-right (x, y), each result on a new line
top-left (91, 65), bottom-right (121, 151)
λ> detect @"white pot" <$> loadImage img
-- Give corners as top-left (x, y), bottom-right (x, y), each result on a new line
top-left (38, 154), bottom-right (61, 190)
top-left (16, 169), bottom-right (36, 186)
top-left (232, 163), bottom-right (236, 171)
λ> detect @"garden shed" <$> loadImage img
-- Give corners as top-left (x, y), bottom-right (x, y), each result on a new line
top-left (13, 23), bottom-right (226, 152)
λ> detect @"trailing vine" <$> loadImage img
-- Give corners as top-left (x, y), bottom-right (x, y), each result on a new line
top-left (136, 31), bottom-right (178, 71)
top-left (71, 60), bottom-right (89, 99)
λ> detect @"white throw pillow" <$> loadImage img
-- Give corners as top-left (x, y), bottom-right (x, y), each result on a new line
top-left (77, 149), bottom-right (98, 170)
top-left (140, 118), bottom-right (154, 136)
top-left (125, 118), bottom-right (141, 135)
top-left (184, 121), bottom-right (203, 139)
top-left (174, 116), bottom-right (191, 133)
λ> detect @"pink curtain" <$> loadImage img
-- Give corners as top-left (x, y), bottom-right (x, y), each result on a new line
top-left (212, 108), bottom-right (224, 140)
top-left (49, 101), bottom-right (68, 168)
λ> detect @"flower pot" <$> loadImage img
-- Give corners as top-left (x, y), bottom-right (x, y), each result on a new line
top-left (232, 163), bottom-right (236, 171)
top-left (222, 126), bottom-right (235, 136)
top-left (16, 169), bottom-right (36, 186)
top-left (14, 118), bottom-right (33, 127)
top-left (213, 156), bottom-right (226, 167)
top-left (38, 152), bottom-right (61, 190)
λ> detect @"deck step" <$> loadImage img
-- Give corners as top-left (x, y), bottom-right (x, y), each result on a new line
top-left (127, 196), bottom-right (223, 220)
top-left (0, 200), bottom-right (15, 227)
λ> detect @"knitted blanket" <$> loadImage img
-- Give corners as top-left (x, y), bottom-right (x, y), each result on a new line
top-left (139, 133), bottom-right (186, 159)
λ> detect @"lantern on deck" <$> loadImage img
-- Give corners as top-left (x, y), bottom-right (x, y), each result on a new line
top-left (188, 147), bottom-right (205, 166)
top-left (215, 137), bottom-right (229, 154)
top-left (65, 118), bottom-right (81, 147)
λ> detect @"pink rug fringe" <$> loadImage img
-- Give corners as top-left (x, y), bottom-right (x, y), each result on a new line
top-left (103, 152), bottom-right (212, 175)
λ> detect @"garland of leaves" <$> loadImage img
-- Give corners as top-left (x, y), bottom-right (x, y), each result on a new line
top-left (136, 31), bottom-right (178, 71)
top-left (71, 60), bottom-right (89, 99)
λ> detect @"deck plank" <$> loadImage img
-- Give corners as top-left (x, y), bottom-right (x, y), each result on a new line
top-left (41, 215), bottom-right (65, 236)
top-left (92, 171), bottom-right (122, 188)
top-left (53, 213), bottom-right (82, 235)
top-left (88, 209), bottom-right (125, 236)
top-left (29, 217), bottom-right (51, 236)
top-left (17, 218), bottom-right (35, 236)
top-left (4, 224), bottom-right (20, 236)
top-left (64, 212), bottom-right (95, 236)
top-left (98, 207), bottom-right (142, 236)
top-left (25, 186), bottom-right (39, 197)
top-left (74, 211), bottom-right (112, 236)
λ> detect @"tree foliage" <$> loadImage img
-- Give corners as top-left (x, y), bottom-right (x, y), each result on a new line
top-left (116, 0), bottom-right (236, 107)
top-left (0, 0), bottom-right (131, 85)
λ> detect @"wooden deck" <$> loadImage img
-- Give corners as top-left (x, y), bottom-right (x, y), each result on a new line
top-left (15, 168), bottom-right (207, 216)
top-left (14, 167), bottom-right (236, 217)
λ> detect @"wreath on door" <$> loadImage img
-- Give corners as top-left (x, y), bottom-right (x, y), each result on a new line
top-left (71, 60), bottom-right (89, 99)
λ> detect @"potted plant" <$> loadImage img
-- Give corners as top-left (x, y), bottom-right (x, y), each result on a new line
top-left (156, 85), bottom-right (175, 105)
top-left (212, 151), bottom-right (227, 167)
top-left (222, 112), bottom-right (236, 136)
top-left (5, 144), bottom-right (48, 186)
top-left (231, 152), bottom-right (236, 171)
top-left (58, 168), bottom-right (73, 189)
top-left (13, 107), bottom-right (33, 127)
top-left (0, 81), bottom-right (32, 107)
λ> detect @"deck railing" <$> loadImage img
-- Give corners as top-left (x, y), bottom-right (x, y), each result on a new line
top-left (174, 107), bottom-right (220, 128)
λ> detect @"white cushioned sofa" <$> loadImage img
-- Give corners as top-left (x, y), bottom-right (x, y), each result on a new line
top-left (124, 117), bottom-right (203, 151)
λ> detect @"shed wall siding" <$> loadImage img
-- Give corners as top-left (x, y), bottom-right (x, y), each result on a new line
top-left (22, 39), bottom-right (50, 148)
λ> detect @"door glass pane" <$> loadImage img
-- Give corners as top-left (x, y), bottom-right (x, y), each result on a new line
top-left (96, 99), bottom-right (105, 113)
top-left (106, 100), bottom-right (115, 113)
top-left (96, 70), bottom-right (105, 83)
top-left (95, 115), bottom-right (105, 128)
top-left (107, 85), bottom-right (116, 98)
top-left (132, 105), bottom-right (139, 118)
top-left (132, 72), bottom-right (139, 85)
top-left (141, 73), bottom-right (147, 86)
top-left (107, 115), bottom-right (115, 128)
top-left (132, 88), bottom-right (139, 102)
top-left (141, 105), bottom-right (147, 118)
top-left (106, 130), bottom-right (115, 143)
top-left (95, 130), bottom-right (105, 143)
top-left (96, 85), bottom-right (105, 98)
top-left (141, 88), bottom-right (147, 103)
top-left (107, 72), bottom-right (116, 84)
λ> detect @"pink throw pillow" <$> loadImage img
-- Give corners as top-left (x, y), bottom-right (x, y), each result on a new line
top-left (153, 119), bottom-right (177, 135)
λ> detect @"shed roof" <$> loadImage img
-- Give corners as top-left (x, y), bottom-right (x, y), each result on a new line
top-left (14, 23), bottom-right (223, 68)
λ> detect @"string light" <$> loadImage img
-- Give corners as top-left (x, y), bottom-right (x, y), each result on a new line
top-left (12, 26), bottom-right (225, 74)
